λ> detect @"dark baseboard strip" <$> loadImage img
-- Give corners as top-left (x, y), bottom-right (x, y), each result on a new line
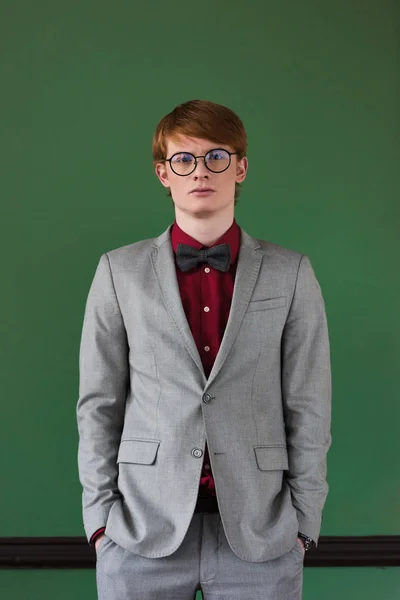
top-left (0, 536), bottom-right (399, 568)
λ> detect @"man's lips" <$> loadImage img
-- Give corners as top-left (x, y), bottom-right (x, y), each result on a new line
top-left (190, 188), bottom-right (215, 194)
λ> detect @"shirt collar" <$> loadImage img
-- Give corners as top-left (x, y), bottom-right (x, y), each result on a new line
top-left (171, 218), bottom-right (241, 265)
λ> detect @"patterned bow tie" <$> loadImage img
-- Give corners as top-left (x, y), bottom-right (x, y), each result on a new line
top-left (176, 243), bottom-right (231, 272)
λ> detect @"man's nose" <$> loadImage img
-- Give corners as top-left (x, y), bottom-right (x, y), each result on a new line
top-left (193, 157), bottom-right (209, 176)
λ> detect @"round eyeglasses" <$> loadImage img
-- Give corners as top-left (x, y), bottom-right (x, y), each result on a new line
top-left (164, 148), bottom-right (238, 176)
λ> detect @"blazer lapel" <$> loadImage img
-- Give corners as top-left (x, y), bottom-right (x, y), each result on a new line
top-left (150, 223), bottom-right (264, 389)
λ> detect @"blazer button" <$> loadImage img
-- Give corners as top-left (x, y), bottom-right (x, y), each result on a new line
top-left (192, 448), bottom-right (203, 458)
top-left (202, 393), bottom-right (212, 403)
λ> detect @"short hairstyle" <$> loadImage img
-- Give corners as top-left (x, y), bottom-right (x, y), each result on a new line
top-left (152, 99), bottom-right (248, 205)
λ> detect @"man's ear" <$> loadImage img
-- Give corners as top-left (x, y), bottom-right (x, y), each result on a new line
top-left (155, 162), bottom-right (171, 189)
top-left (235, 156), bottom-right (248, 184)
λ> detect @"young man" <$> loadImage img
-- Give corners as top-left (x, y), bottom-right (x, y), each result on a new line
top-left (76, 99), bottom-right (332, 599)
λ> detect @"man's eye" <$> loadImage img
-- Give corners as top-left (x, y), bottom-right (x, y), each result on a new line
top-left (172, 153), bottom-right (193, 163)
top-left (208, 151), bottom-right (225, 160)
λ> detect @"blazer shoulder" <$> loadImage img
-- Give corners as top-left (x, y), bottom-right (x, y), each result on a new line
top-left (255, 237), bottom-right (304, 264)
top-left (102, 236), bottom-right (156, 270)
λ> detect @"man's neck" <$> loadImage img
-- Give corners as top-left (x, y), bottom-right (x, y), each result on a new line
top-left (174, 211), bottom-right (235, 247)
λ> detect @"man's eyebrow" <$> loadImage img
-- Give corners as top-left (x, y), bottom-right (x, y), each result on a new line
top-left (172, 147), bottom-right (223, 155)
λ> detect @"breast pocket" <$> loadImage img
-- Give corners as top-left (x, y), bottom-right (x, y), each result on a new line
top-left (246, 296), bottom-right (288, 313)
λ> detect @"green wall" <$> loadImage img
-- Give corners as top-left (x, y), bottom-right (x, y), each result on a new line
top-left (1, 0), bottom-right (398, 597)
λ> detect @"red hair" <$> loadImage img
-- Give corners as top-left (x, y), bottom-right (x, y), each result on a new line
top-left (152, 99), bottom-right (248, 203)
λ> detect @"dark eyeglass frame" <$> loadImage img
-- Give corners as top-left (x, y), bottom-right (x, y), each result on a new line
top-left (163, 148), bottom-right (238, 176)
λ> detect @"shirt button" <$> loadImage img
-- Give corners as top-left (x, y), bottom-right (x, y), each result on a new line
top-left (204, 464), bottom-right (210, 470)
top-left (204, 267), bottom-right (210, 273)
top-left (204, 346), bottom-right (210, 352)
top-left (204, 306), bottom-right (210, 312)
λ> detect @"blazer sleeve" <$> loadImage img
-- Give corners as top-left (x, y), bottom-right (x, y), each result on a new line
top-left (76, 253), bottom-right (129, 545)
top-left (281, 254), bottom-right (332, 546)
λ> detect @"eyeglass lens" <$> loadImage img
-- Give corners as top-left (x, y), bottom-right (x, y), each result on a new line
top-left (170, 149), bottom-right (230, 175)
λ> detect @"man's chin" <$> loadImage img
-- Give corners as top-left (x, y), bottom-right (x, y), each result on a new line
top-left (175, 201), bottom-right (219, 214)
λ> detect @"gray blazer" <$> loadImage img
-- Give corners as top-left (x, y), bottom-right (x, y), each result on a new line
top-left (76, 222), bottom-right (332, 562)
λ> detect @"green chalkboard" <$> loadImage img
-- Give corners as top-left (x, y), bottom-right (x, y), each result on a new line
top-left (0, 0), bottom-right (397, 567)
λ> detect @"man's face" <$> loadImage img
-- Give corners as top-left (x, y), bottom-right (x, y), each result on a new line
top-left (155, 135), bottom-right (248, 217)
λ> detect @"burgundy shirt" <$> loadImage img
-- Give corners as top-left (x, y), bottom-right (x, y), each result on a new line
top-left (90, 218), bottom-right (240, 545)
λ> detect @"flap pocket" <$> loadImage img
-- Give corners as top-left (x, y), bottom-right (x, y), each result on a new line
top-left (117, 439), bottom-right (160, 465)
top-left (254, 445), bottom-right (289, 471)
top-left (247, 296), bottom-right (287, 312)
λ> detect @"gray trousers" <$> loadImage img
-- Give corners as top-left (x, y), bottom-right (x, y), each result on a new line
top-left (96, 512), bottom-right (304, 600)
